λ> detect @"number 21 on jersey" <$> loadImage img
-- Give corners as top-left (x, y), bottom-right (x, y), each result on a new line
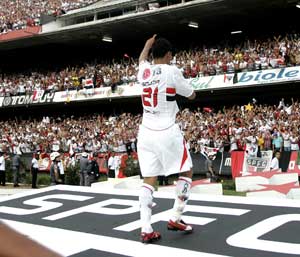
top-left (142, 86), bottom-right (158, 111)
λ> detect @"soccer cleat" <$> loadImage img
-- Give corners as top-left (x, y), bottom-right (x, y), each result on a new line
top-left (140, 231), bottom-right (161, 243)
top-left (167, 219), bottom-right (193, 233)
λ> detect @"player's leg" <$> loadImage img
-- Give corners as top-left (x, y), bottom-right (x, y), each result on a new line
top-left (139, 176), bottom-right (161, 243)
top-left (137, 126), bottom-right (162, 243)
top-left (162, 125), bottom-right (193, 232)
top-left (168, 169), bottom-right (193, 232)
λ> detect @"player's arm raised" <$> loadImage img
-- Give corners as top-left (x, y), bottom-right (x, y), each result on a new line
top-left (139, 34), bottom-right (157, 64)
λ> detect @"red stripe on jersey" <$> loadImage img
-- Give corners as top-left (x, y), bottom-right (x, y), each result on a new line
top-left (166, 87), bottom-right (176, 94)
top-left (153, 87), bottom-right (158, 107)
top-left (180, 139), bottom-right (188, 171)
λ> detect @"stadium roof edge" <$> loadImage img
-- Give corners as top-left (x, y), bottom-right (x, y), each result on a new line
top-left (41, 0), bottom-right (223, 34)
top-left (63, 0), bottom-right (136, 17)
top-left (54, 0), bottom-right (219, 20)
top-left (0, 0), bottom-right (298, 51)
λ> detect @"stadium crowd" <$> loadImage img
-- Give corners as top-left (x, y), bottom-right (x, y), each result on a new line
top-left (0, 98), bottom-right (299, 155)
top-left (1, 33), bottom-right (300, 97)
top-left (0, 0), bottom-right (98, 33)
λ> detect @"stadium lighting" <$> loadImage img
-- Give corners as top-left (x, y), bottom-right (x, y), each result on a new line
top-left (231, 30), bottom-right (242, 34)
top-left (188, 21), bottom-right (198, 28)
top-left (102, 36), bottom-right (112, 42)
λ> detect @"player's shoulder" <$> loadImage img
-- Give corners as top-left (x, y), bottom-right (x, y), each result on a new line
top-left (138, 61), bottom-right (151, 81)
top-left (164, 64), bottom-right (179, 71)
top-left (166, 65), bottom-right (182, 76)
top-left (160, 64), bottom-right (180, 78)
top-left (138, 60), bottom-right (151, 69)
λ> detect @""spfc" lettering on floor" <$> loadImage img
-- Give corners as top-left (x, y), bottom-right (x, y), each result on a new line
top-left (1, 185), bottom-right (300, 257)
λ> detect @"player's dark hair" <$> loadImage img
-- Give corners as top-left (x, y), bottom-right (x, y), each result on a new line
top-left (152, 38), bottom-right (172, 59)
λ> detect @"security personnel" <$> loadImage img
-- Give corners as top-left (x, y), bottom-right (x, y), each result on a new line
top-left (31, 153), bottom-right (39, 188)
top-left (79, 152), bottom-right (89, 186)
top-left (0, 151), bottom-right (5, 186)
top-left (12, 149), bottom-right (22, 187)
top-left (86, 153), bottom-right (100, 186)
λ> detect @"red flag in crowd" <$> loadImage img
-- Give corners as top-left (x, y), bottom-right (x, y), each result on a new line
top-left (203, 107), bottom-right (212, 113)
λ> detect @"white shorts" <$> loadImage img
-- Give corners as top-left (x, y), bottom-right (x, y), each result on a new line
top-left (137, 124), bottom-right (193, 177)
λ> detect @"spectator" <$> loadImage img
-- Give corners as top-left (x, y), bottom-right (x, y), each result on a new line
top-left (282, 130), bottom-right (291, 152)
top-left (290, 132), bottom-right (299, 151)
top-left (263, 132), bottom-right (272, 151)
top-left (49, 151), bottom-right (62, 185)
top-left (272, 133), bottom-right (283, 152)
top-left (257, 132), bottom-right (264, 151)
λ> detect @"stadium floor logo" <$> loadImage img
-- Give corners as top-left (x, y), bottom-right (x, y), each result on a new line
top-left (1, 185), bottom-right (300, 257)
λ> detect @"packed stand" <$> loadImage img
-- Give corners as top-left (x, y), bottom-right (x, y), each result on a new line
top-left (176, 34), bottom-right (300, 77)
top-left (1, 33), bottom-right (300, 97)
top-left (0, 61), bottom-right (138, 97)
top-left (179, 98), bottom-right (300, 156)
top-left (0, 113), bottom-right (140, 155)
top-left (0, 0), bottom-right (99, 34)
top-left (0, 98), bottom-right (299, 156)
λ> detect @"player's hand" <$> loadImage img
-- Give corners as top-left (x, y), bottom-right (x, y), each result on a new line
top-left (145, 34), bottom-right (157, 48)
top-left (139, 34), bottom-right (157, 64)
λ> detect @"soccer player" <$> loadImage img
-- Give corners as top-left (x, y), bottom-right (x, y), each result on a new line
top-left (137, 35), bottom-right (196, 243)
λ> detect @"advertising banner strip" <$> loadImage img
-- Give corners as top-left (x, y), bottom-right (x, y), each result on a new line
top-left (52, 66), bottom-right (300, 103)
top-left (0, 91), bottom-right (55, 107)
top-left (0, 67), bottom-right (300, 107)
top-left (189, 66), bottom-right (300, 90)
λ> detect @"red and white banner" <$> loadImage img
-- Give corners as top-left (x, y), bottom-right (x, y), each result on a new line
top-left (38, 153), bottom-right (51, 171)
top-left (287, 151), bottom-right (300, 174)
top-left (231, 151), bottom-right (273, 178)
top-left (200, 145), bottom-right (219, 158)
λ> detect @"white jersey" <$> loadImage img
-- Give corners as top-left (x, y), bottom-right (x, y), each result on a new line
top-left (138, 61), bottom-right (193, 130)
